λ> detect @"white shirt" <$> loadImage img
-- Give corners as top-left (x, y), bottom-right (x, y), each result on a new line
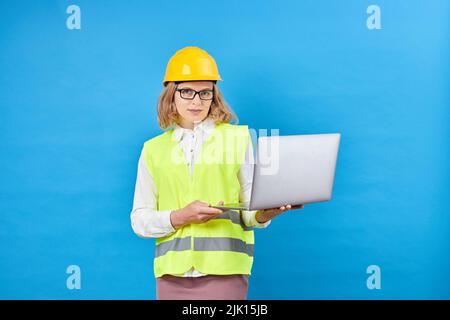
top-left (130, 117), bottom-right (270, 277)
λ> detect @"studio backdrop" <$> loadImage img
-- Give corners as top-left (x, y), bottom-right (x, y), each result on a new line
top-left (0, 0), bottom-right (449, 299)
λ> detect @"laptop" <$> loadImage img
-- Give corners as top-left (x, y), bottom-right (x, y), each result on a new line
top-left (210, 133), bottom-right (341, 211)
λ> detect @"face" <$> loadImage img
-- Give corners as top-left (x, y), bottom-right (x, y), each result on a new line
top-left (174, 81), bottom-right (214, 129)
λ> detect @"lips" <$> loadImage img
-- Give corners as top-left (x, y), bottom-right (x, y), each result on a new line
top-left (188, 109), bottom-right (202, 112)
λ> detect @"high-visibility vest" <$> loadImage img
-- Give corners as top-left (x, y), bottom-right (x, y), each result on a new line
top-left (143, 122), bottom-right (254, 278)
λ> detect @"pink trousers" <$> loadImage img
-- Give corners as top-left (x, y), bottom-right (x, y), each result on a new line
top-left (156, 274), bottom-right (249, 300)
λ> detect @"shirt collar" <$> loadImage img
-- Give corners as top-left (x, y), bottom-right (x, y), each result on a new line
top-left (172, 117), bottom-right (216, 142)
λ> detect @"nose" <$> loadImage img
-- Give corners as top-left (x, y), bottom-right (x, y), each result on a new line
top-left (191, 93), bottom-right (202, 105)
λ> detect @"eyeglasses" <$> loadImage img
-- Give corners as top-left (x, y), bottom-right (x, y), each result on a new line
top-left (176, 88), bottom-right (214, 100)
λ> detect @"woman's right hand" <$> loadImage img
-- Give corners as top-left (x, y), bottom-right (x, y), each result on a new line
top-left (170, 200), bottom-right (225, 229)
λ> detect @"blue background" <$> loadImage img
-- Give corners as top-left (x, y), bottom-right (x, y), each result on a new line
top-left (0, 0), bottom-right (449, 299)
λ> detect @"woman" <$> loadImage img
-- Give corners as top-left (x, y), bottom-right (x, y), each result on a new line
top-left (130, 46), bottom-right (304, 300)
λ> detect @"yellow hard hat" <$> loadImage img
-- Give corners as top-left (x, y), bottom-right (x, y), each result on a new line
top-left (163, 46), bottom-right (222, 86)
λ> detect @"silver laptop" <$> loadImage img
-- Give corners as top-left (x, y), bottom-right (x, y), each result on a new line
top-left (210, 133), bottom-right (341, 211)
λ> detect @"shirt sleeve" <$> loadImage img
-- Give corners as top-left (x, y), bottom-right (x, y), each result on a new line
top-left (238, 135), bottom-right (271, 229)
top-left (130, 147), bottom-right (177, 238)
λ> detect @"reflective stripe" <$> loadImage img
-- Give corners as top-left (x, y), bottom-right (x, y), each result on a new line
top-left (155, 236), bottom-right (191, 258)
top-left (194, 237), bottom-right (254, 257)
top-left (155, 236), bottom-right (254, 258)
top-left (212, 210), bottom-right (254, 231)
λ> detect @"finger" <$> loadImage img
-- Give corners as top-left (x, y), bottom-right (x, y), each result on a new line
top-left (203, 207), bottom-right (225, 215)
top-left (206, 202), bottom-right (227, 212)
top-left (205, 201), bottom-right (224, 207)
top-left (201, 214), bottom-right (220, 222)
top-left (273, 209), bottom-right (284, 215)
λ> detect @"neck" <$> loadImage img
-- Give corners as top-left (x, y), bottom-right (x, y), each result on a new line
top-left (179, 120), bottom-right (194, 130)
top-left (179, 118), bottom-right (204, 130)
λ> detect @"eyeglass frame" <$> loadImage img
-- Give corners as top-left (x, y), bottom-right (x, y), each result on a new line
top-left (175, 88), bottom-right (215, 100)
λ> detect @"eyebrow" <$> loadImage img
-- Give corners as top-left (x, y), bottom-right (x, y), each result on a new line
top-left (178, 87), bottom-right (213, 91)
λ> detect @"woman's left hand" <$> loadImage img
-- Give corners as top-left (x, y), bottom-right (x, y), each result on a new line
top-left (255, 204), bottom-right (304, 223)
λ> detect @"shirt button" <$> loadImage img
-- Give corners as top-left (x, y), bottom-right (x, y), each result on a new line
top-left (190, 149), bottom-right (193, 153)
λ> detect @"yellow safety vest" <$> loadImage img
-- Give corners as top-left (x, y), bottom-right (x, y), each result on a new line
top-left (144, 123), bottom-right (255, 278)
top-left (143, 122), bottom-right (255, 278)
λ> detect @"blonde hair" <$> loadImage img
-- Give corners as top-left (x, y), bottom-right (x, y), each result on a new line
top-left (157, 82), bottom-right (238, 129)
